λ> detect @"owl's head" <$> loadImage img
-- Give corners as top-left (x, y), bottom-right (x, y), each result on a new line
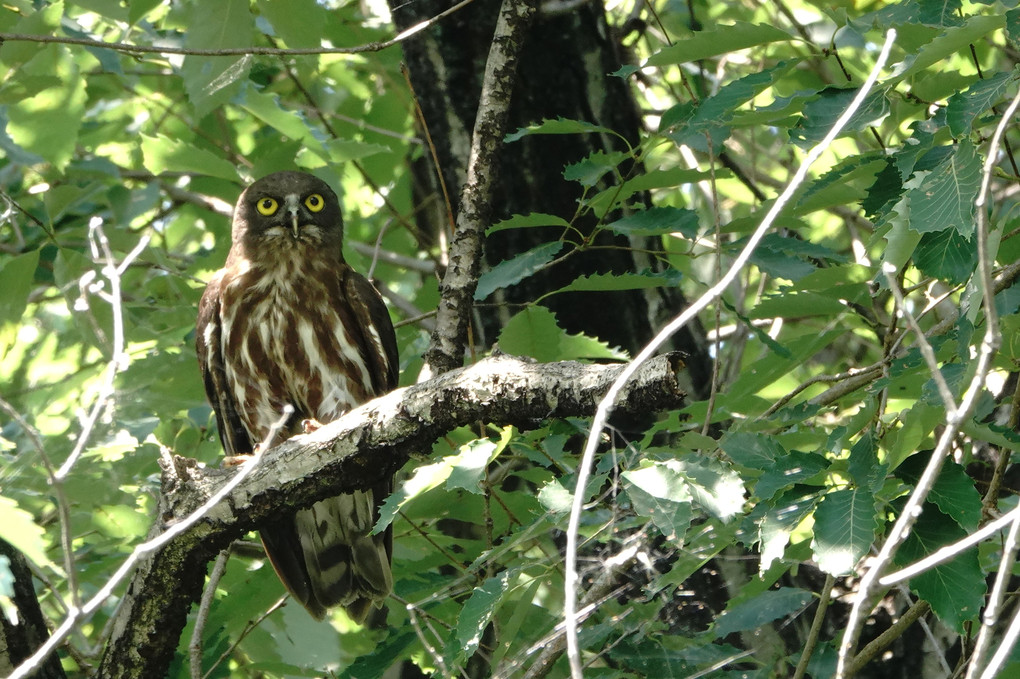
top-left (232, 171), bottom-right (344, 253)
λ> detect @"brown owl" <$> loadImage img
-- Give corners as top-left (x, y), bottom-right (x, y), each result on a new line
top-left (196, 171), bottom-right (399, 621)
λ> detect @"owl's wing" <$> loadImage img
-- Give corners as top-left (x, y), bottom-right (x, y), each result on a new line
top-left (196, 270), bottom-right (254, 457)
top-left (343, 270), bottom-right (400, 393)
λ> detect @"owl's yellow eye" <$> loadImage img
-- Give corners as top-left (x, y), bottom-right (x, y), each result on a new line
top-left (256, 197), bottom-right (278, 216)
top-left (304, 193), bottom-right (325, 212)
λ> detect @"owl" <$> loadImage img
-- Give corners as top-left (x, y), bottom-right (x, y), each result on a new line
top-left (196, 171), bottom-right (399, 621)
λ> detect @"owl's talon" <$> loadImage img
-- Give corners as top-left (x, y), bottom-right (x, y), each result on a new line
top-left (222, 452), bottom-right (254, 467)
top-left (302, 418), bottom-right (324, 434)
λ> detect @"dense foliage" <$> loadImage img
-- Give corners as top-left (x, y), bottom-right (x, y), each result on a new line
top-left (2, 0), bottom-right (1020, 677)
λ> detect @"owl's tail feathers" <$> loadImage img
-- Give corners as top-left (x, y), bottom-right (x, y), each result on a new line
top-left (260, 488), bottom-right (393, 623)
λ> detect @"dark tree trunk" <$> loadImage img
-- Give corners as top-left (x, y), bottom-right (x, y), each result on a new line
top-left (0, 540), bottom-right (68, 679)
top-left (390, 0), bottom-right (712, 395)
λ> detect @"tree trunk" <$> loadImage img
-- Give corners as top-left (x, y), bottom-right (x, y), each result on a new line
top-left (390, 0), bottom-right (712, 394)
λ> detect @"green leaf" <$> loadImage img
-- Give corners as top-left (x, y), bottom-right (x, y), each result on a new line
top-left (605, 207), bottom-right (700, 238)
top-left (543, 270), bottom-right (683, 298)
top-left (754, 450), bottom-right (828, 500)
top-left (722, 433), bottom-right (786, 469)
top-left (896, 456), bottom-right (982, 531)
top-left (563, 150), bottom-right (629, 187)
top-left (474, 242), bottom-right (563, 300)
top-left (946, 71), bottom-right (1016, 137)
top-left (895, 504), bottom-right (985, 633)
top-left (758, 486), bottom-right (820, 572)
top-left (255, 0), bottom-right (329, 48)
top-left (497, 306), bottom-right (626, 361)
top-left (671, 458), bottom-right (746, 522)
top-left (891, 14), bottom-right (1005, 82)
top-left (749, 292), bottom-right (847, 319)
top-left (446, 430), bottom-right (511, 495)
top-left (907, 139), bottom-right (981, 237)
top-left (505, 117), bottom-right (617, 142)
top-left (913, 224), bottom-right (977, 284)
top-left (141, 134), bottom-right (240, 182)
top-left (537, 478), bottom-right (573, 513)
top-left (811, 488), bottom-right (879, 575)
top-left (847, 431), bottom-right (887, 494)
top-left (789, 88), bottom-right (890, 149)
top-left (646, 22), bottom-right (794, 66)
top-left (6, 48), bottom-right (87, 169)
top-left (457, 571), bottom-right (513, 655)
top-left (713, 588), bottom-right (813, 638)
top-left (0, 496), bottom-right (56, 571)
top-left (623, 462), bottom-right (694, 541)
top-left (180, 0), bottom-right (254, 117)
top-left (0, 250), bottom-right (40, 360)
top-left (1009, 9), bottom-right (1020, 49)
top-left (486, 213), bottom-right (571, 235)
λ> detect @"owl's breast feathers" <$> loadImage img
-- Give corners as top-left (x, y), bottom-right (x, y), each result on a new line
top-left (218, 255), bottom-right (379, 441)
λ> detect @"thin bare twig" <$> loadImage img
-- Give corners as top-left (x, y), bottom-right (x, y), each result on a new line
top-left (189, 551), bottom-right (230, 679)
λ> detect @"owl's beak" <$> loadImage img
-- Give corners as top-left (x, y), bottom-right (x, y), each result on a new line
top-left (284, 194), bottom-right (301, 237)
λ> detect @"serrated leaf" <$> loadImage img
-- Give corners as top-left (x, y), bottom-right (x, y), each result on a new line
top-left (811, 488), bottom-right (878, 575)
top-left (563, 151), bottom-right (629, 187)
top-left (914, 225), bottom-right (977, 284)
top-left (721, 433), bottom-right (786, 469)
top-left (895, 504), bottom-right (985, 632)
top-left (896, 456), bottom-right (982, 531)
top-left (475, 242), bottom-right (564, 300)
top-left (646, 22), bottom-right (794, 66)
top-left (505, 117), bottom-right (616, 142)
top-left (891, 15), bottom-right (1004, 82)
top-left (606, 207), bottom-right (700, 238)
top-left (713, 588), bottom-right (813, 638)
top-left (497, 305), bottom-right (626, 361)
top-left (486, 213), bottom-right (571, 235)
top-left (623, 462), bottom-right (694, 541)
top-left (543, 270), bottom-right (683, 298)
top-left (789, 88), bottom-right (890, 149)
top-left (755, 450), bottom-right (828, 500)
top-left (862, 158), bottom-right (905, 219)
top-left (141, 134), bottom-right (240, 182)
top-left (457, 571), bottom-right (513, 655)
top-left (537, 479), bottom-right (573, 513)
top-left (907, 139), bottom-right (981, 237)
top-left (946, 71), bottom-right (1016, 137)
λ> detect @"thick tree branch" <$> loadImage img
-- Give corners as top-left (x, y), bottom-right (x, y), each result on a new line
top-left (87, 354), bottom-right (685, 679)
top-left (422, 0), bottom-right (538, 376)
